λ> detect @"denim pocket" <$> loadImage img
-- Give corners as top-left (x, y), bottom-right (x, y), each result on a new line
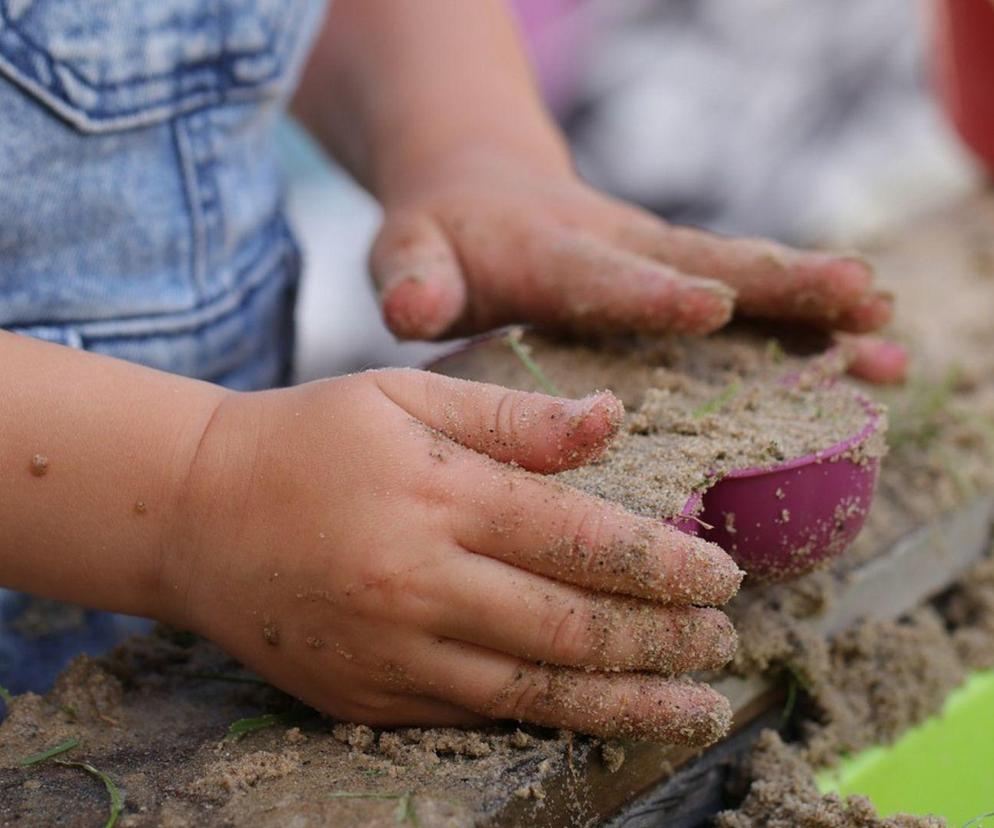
top-left (0, 0), bottom-right (321, 132)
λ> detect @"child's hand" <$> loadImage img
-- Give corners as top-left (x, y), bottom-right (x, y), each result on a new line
top-left (162, 370), bottom-right (743, 744)
top-left (371, 148), bottom-right (905, 383)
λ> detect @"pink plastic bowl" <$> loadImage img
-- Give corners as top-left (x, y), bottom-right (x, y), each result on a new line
top-left (691, 391), bottom-right (882, 581)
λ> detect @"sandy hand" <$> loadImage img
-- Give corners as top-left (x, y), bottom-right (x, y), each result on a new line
top-left (371, 148), bottom-right (907, 384)
top-left (162, 370), bottom-right (743, 745)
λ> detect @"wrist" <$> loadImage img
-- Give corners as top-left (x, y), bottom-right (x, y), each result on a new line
top-left (146, 385), bottom-right (240, 629)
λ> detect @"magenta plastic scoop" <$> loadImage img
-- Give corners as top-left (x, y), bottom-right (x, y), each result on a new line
top-left (671, 386), bottom-right (882, 581)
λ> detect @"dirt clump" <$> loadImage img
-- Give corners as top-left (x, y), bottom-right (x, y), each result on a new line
top-left (717, 551), bottom-right (994, 826)
top-left (599, 741), bottom-right (626, 773)
top-left (190, 750), bottom-right (302, 799)
top-left (728, 552), bottom-right (994, 768)
top-left (715, 730), bottom-right (944, 827)
top-left (801, 607), bottom-right (964, 766)
top-left (944, 555), bottom-right (994, 668)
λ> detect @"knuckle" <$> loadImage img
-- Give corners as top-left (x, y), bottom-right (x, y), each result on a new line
top-left (499, 668), bottom-right (553, 722)
top-left (355, 562), bottom-right (435, 624)
top-left (561, 501), bottom-right (611, 575)
top-left (407, 460), bottom-right (459, 511)
top-left (491, 390), bottom-right (524, 452)
top-left (542, 603), bottom-right (594, 665)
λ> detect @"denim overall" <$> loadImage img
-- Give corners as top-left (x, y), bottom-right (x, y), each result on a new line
top-left (0, 0), bottom-right (327, 388)
top-left (0, 0), bottom-right (327, 693)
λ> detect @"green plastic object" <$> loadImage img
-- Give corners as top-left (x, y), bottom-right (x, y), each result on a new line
top-left (817, 670), bottom-right (994, 826)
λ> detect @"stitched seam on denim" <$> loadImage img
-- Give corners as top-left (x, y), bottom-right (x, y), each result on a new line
top-left (0, 5), bottom-right (294, 92)
top-left (0, 37), bottom-right (237, 122)
top-left (4, 211), bottom-right (292, 332)
top-left (11, 260), bottom-right (285, 382)
top-left (172, 117), bottom-right (209, 300)
top-left (82, 243), bottom-right (293, 366)
top-left (55, 224), bottom-right (293, 340)
top-left (90, 259), bottom-right (291, 384)
top-left (183, 115), bottom-right (227, 292)
top-left (0, 1), bottom-right (310, 128)
top-left (0, 55), bottom-right (246, 132)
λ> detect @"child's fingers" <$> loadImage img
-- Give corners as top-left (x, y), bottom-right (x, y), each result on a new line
top-left (424, 551), bottom-right (736, 674)
top-left (371, 214), bottom-right (468, 340)
top-left (837, 334), bottom-right (909, 385)
top-left (410, 638), bottom-right (732, 745)
top-left (833, 292), bottom-right (895, 333)
top-left (448, 459), bottom-right (742, 606)
top-left (374, 369), bottom-right (624, 473)
top-left (520, 232), bottom-right (735, 336)
top-left (614, 212), bottom-right (885, 329)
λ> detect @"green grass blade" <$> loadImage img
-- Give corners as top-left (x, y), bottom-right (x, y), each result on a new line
top-left (224, 713), bottom-right (283, 741)
top-left (692, 380), bottom-right (742, 419)
top-left (55, 759), bottom-right (123, 828)
top-left (781, 675), bottom-right (799, 726)
top-left (20, 737), bottom-right (80, 767)
top-left (0, 683), bottom-right (13, 705)
top-left (506, 329), bottom-right (560, 396)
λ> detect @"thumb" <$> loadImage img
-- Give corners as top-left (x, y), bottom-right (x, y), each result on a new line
top-left (374, 369), bottom-right (625, 473)
top-left (370, 214), bottom-right (468, 340)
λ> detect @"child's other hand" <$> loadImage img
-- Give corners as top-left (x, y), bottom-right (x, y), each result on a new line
top-left (371, 148), bottom-right (906, 383)
top-left (161, 370), bottom-right (743, 744)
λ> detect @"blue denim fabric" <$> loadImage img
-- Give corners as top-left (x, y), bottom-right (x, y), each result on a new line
top-left (0, 0), bottom-right (328, 697)
top-left (0, 0), bottom-right (327, 389)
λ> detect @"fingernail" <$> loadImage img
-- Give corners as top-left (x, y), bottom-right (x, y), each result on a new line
top-left (670, 608), bottom-right (738, 673)
top-left (799, 255), bottom-right (875, 311)
top-left (640, 682), bottom-right (733, 746)
top-left (678, 687), bottom-right (733, 746)
top-left (673, 280), bottom-right (736, 334)
top-left (837, 254), bottom-right (874, 272)
top-left (689, 540), bottom-right (744, 605)
top-left (562, 392), bottom-right (624, 440)
top-left (868, 338), bottom-right (906, 363)
top-left (381, 275), bottom-right (456, 340)
top-left (845, 337), bottom-right (910, 385)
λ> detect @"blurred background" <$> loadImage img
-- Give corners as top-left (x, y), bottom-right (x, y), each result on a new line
top-left (286, 0), bottom-right (982, 383)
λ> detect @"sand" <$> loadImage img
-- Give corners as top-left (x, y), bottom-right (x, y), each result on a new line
top-left (726, 565), bottom-right (975, 767)
top-left (4, 196), bottom-right (994, 826)
top-left (716, 550), bottom-right (994, 827)
top-left (0, 627), bottom-right (576, 827)
top-left (715, 730), bottom-right (945, 828)
top-left (434, 328), bottom-right (877, 521)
